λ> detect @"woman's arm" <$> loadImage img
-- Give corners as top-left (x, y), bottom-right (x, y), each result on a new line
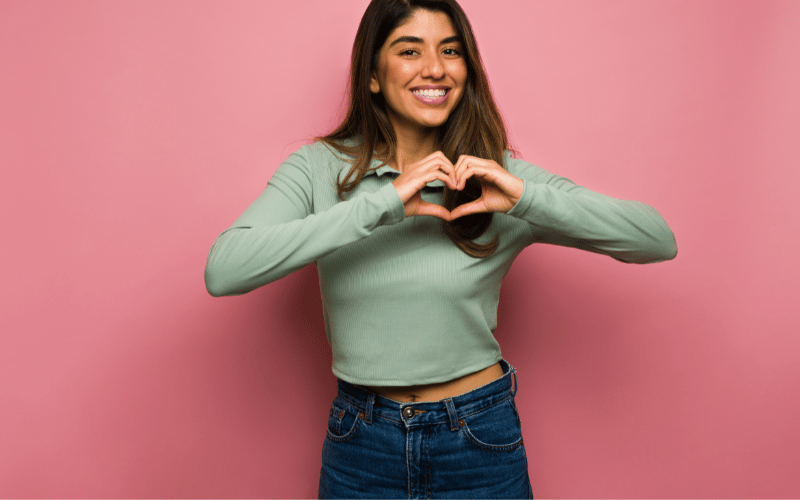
top-left (204, 148), bottom-right (404, 296)
top-left (505, 157), bottom-right (677, 264)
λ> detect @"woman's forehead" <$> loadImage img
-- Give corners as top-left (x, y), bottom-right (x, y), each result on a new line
top-left (388, 9), bottom-right (459, 42)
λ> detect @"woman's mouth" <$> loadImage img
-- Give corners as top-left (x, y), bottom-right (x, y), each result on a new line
top-left (411, 88), bottom-right (449, 105)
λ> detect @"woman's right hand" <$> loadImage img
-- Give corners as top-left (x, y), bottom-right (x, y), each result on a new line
top-left (392, 152), bottom-right (458, 220)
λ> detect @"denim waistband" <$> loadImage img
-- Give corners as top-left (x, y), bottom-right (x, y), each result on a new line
top-left (335, 360), bottom-right (517, 429)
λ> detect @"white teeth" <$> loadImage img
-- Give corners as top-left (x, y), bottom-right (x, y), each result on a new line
top-left (413, 89), bottom-right (447, 98)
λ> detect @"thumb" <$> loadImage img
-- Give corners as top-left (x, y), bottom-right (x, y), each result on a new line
top-left (412, 201), bottom-right (452, 221)
top-left (449, 199), bottom-right (487, 220)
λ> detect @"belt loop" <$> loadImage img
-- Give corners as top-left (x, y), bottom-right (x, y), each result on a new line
top-left (364, 393), bottom-right (375, 424)
top-left (444, 398), bottom-right (459, 431)
top-left (510, 365), bottom-right (518, 397)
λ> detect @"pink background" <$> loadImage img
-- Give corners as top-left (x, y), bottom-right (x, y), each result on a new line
top-left (2, 0), bottom-right (799, 497)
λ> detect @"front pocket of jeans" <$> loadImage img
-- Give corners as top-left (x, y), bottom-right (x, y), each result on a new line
top-left (326, 402), bottom-right (363, 443)
top-left (460, 399), bottom-right (524, 452)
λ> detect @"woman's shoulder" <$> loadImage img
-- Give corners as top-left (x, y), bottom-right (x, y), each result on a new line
top-left (504, 150), bottom-right (575, 186)
top-left (503, 150), bottom-right (541, 177)
top-left (291, 138), bottom-right (361, 162)
top-left (278, 139), bottom-right (359, 175)
top-left (285, 140), bottom-right (342, 160)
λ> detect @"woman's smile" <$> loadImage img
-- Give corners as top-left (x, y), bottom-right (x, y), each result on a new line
top-left (410, 85), bottom-right (450, 105)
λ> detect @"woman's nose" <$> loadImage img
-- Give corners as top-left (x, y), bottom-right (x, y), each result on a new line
top-left (421, 53), bottom-right (445, 79)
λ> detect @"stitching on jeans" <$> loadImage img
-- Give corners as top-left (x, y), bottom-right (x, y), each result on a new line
top-left (459, 400), bottom-right (524, 452)
top-left (425, 425), bottom-right (432, 498)
top-left (457, 394), bottom-right (512, 419)
top-left (461, 424), bottom-right (524, 452)
top-left (405, 423), bottom-right (411, 499)
top-left (325, 417), bottom-right (362, 443)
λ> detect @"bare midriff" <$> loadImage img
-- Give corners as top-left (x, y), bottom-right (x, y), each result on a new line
top-left (364, 362), bottom-right (505, 403)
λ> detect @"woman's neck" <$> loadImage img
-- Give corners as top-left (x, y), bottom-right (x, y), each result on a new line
top-left (390, 125), bottom-right (439, 173)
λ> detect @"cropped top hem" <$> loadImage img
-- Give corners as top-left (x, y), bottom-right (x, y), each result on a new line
top-left (332, 352), bottom-right (505, 387)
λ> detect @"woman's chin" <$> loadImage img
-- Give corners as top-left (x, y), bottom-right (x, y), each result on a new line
top-left (411, 113), bottom-right (451, 131)
top-left (389, 109), bottom-right (453, 134)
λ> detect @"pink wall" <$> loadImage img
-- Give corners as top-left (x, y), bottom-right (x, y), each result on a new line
top-left (2, 0), bottom-right (799, 497)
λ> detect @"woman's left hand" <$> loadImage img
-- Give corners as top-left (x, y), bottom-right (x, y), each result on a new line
top-left (450, 155), bottom-right (524, 219)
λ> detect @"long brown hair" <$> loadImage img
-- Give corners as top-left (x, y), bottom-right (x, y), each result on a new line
top-left (319, 0), bottom-right (508, 257)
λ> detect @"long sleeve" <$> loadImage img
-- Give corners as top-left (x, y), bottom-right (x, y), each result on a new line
top-left (505, 157), bottom-right (677, 264)
top-left (204, 147), bottom-right (405, 297)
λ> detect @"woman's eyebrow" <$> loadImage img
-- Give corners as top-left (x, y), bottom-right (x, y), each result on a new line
top-left (388, 35), bottom-right (461, 47)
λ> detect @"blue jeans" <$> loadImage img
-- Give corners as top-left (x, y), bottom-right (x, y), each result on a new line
top-left (318, 361), bottom-right (533, 499)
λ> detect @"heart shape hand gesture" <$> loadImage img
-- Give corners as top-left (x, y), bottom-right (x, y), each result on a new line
top-left (391, 151), bottom-right (524, 221)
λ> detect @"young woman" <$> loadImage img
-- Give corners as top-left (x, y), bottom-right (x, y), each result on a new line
top-left (205, 0), bottom-right (677, 497)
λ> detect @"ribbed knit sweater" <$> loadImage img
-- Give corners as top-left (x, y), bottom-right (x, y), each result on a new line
top-left (204, 141), bottom-right (677, 386)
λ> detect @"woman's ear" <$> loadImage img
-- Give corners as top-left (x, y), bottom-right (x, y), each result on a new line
top-left (370, 72), bottom-right (381, 94)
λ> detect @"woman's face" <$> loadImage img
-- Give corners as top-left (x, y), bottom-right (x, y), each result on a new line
top-left (370, 9), bottom-right (468, 135)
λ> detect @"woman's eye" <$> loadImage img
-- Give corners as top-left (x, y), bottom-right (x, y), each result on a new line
top-left (442, 48), bottom-right (460, 56)
top-left (401, 49), bottom-right (419, 56)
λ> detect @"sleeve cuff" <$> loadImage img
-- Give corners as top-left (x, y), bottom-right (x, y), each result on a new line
top-left (505, 179), bottom-right (534, 219)
top-left (378, 182), bottom-right (406, 224)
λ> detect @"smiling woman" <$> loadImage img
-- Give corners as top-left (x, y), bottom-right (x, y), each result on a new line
top-left (204, 0), bottom-right (677, 497)
top-left (369, 11), bottom-right (467, 132)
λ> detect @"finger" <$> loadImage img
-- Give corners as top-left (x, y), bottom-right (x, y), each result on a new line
top-left (423, 150), bottom-right (449, 163)
top-left (458, 162), bottom-right (505, 192)
top-left (455, 156), bottom-right (509, 190)
top-left (421, 152), bottom-right (456, 183)
top-left (454, 154), bottom-right (475, 170)
top-left (394, 169), bottom-right (458, 202)
top-left (462, 163), bottom-right (523, 201)
top-left (418, 168), bottom-right (459, 190)
top-left (449, 199), bottom-right (487, 220)
top-left (416, 158), bottom-right (457, 189)
top-left (428, 155), bottom-right (457, 188)
top-left (439, 162), bottom-right (458, 189)
top-left (453, 155), bottom-right (470, 187)
top-left (455, 157), bottom-right (488, 191)
top-left (436, 169), bottom-right (458, 190)
top-left (419, 151), bottom-right (453, 169)
top-left (413, 200), bottom-right (452, 221)
top-left (457, 162), bottom-right (482, 191)
top-left (392, 177), bottom-right (429, 203)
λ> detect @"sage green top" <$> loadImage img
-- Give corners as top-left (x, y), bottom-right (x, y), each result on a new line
top-left (205, 141), bottom-right (676, 386)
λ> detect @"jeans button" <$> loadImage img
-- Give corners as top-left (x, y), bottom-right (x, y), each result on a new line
top-left (402, 406), bottom-right (415, 419)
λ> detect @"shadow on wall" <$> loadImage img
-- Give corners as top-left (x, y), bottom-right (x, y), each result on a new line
top-left (197, 262), bottom-right (337, 496)
top-left (495, 247), bottom-right (676, 400)
top-left (260, 263), bottom-right (337, 497)
top-left (72, 263), bottom-right (335, 497)
top-left (265, 263), bottom-right (336, 399)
